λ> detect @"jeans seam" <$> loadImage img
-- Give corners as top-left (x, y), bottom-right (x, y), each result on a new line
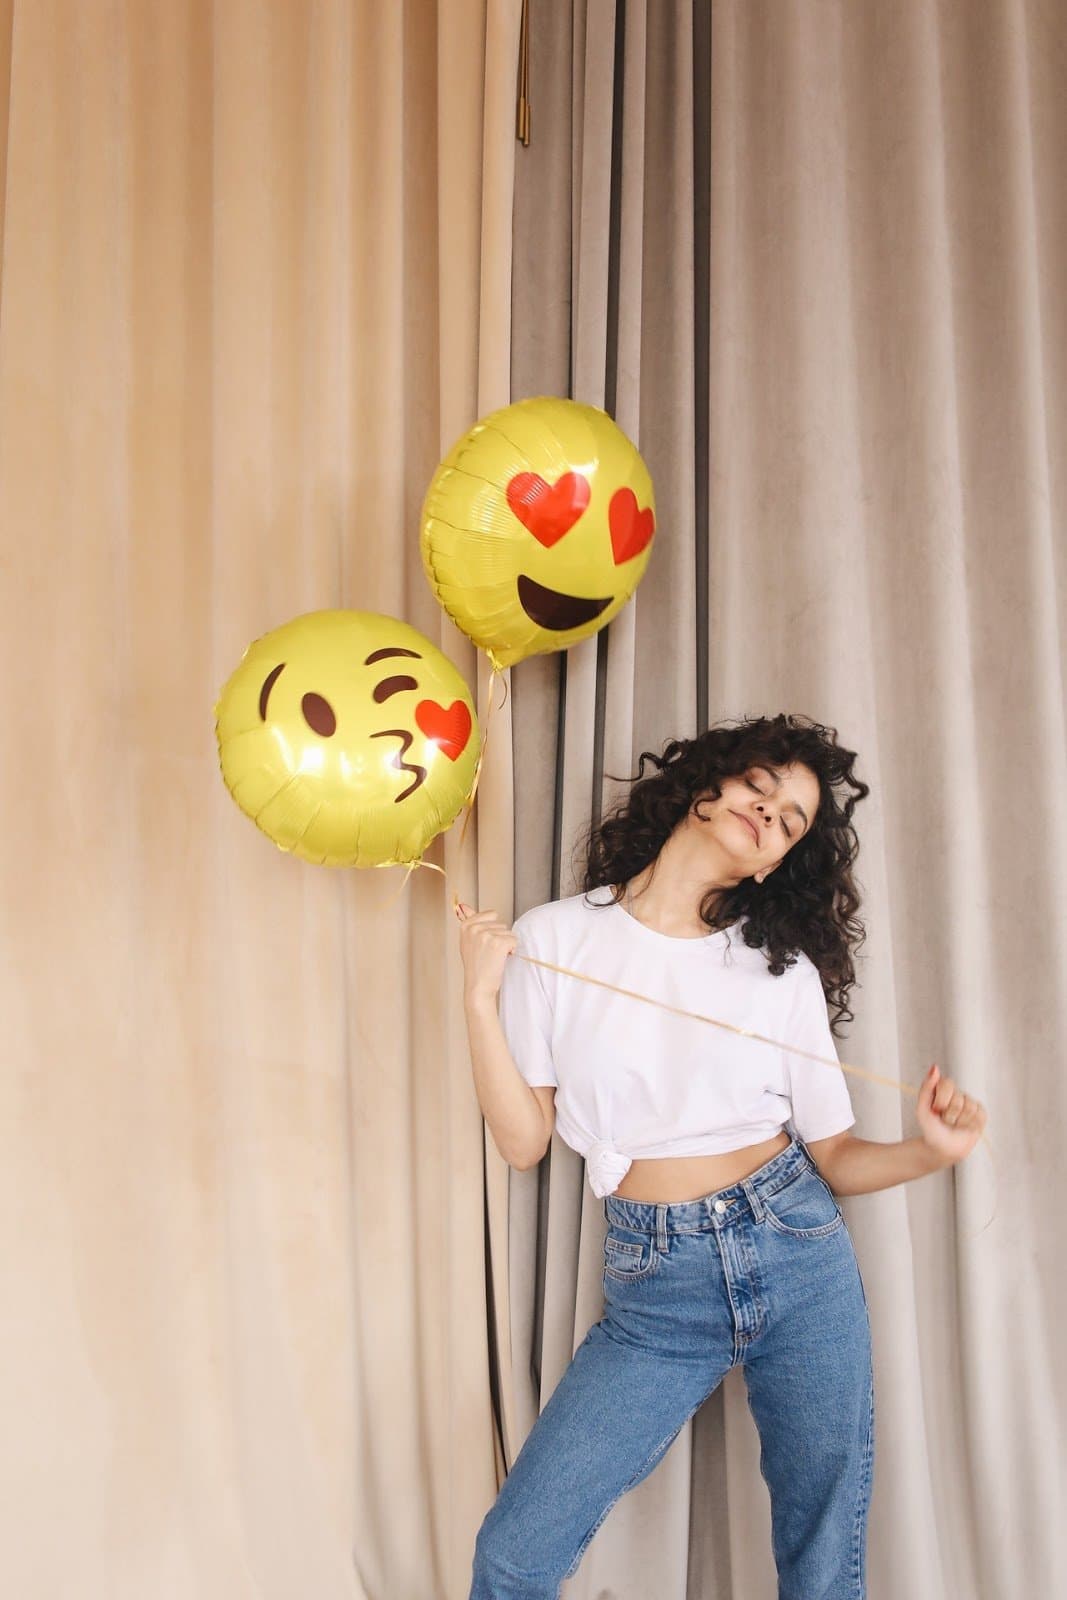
top-left (604, 1238), bottom-right (642, 1261)
top-left (759, 1157), bottom-right (816, 1203)
top-left (850, 1365), bottom-right (875, 1595)
top-left (710, 1225), bottom-right (747, 1364)
top-left (603, 1240), bottom-right (662, 1284)
top-left (738, 1231), bottom-right (766, 1346)
top-left (603, 1265), bottom-right (660, 1284)
top-left (761, 1208), bottom-right (845, 1240)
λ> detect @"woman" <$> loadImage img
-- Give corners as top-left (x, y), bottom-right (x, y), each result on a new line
top-left (457, 714), bottom-right (986, 1600)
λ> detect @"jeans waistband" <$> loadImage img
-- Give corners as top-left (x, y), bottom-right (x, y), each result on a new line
top-left (603, 1136), bottom-right (816, 1234)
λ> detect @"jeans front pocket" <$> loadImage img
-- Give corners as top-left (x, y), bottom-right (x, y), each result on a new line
top-left (603, 1224), bottom-right (662, 1283)
top-left (761, 1167), bottom-right (845, 1239)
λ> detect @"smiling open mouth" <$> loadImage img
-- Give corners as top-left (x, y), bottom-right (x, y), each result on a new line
top-left (516, 574), bottom-right (614, 631)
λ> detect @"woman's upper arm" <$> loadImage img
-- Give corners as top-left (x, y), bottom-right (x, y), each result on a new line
top-left (804, 1129), bottom-right (853, 1189)
top-left (530, 1084), bottom-right (556, 1154)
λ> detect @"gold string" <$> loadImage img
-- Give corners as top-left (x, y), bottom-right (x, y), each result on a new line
top-left (371, 666), bottom-right (507, 908)
top-left (370, 857), bottom-right (421, 913)
top-left (370, 853), bottom-right (995, 1190)
top-left (515, 950), bottom-right (994, 1171)
top-left (515, 954), bottom-right (915, 1098)
top-left (455, 664), bottom-right (506, 854)
top-left (364, 867), bottom-right (997, 1230)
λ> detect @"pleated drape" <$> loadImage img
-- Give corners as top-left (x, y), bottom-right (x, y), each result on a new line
top-left (0, 3), bottom-right (523, 1597)
top-left (508, 3), bottom-right (1066, 1597)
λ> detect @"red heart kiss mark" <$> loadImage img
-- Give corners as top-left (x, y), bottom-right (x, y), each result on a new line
top-left (506, 471), bottom-right (591, 547)
top-left (415, 698), bottom-right (472, 762)
top-left (608, 487), bottom-right (655, 564)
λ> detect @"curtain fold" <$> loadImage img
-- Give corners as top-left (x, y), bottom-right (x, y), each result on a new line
top-left (509, 3), bottom-right (1065, 1597)
top-left (0, 3), bottom-right (522, 1596)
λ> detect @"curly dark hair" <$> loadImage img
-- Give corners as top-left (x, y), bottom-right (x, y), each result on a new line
top-left (576, 713), bottom-right (869, 1034)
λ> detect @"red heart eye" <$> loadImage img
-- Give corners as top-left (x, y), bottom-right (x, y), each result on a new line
top-left (506, 471), bottom-right (591, 547)
top-left (414, 699), bottom-right (472, 762)
top-left (608, 487), bottom-right (655, 564)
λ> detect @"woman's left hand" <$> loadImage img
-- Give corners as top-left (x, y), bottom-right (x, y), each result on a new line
top-left (916, 1063), bottom-right (987, 1164)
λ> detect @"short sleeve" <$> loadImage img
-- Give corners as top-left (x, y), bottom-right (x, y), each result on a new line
top-left (496, 924), bottom-right (558, 1088)
top-left (784, 958), bottom-right (855, 1142)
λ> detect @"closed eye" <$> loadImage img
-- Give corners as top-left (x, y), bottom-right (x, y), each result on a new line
top-left (373, 674), bottom-right (419, 702)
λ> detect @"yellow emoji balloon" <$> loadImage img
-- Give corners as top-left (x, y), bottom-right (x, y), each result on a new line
top-left (214, 610), bottom-right (480, 868)
top-left (420, 397), bottom-right (656, 670)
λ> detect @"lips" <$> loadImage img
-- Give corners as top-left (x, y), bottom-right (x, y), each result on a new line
top-left (730, 810), bottom-right (759, 844)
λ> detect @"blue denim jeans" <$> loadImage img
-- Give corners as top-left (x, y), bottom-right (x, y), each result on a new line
top-left (470, 1137), bottom-right (874, 1599)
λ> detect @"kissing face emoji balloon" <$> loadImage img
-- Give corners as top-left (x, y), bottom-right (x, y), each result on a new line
top-left (214, 610), bottom-right (480, 868)
top-left (420, 397), bottom-right (656, 670)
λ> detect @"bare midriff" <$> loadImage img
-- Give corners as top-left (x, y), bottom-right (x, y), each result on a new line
top-left (610, 1130), bottom-right (791, 1203)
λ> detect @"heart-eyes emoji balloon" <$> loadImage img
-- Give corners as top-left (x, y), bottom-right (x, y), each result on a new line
top-left (420, 397), bottom-right (656, 669)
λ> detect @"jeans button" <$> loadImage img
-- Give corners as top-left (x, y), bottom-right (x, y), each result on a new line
top-left (713, 1199), bottom-right (727, 1214)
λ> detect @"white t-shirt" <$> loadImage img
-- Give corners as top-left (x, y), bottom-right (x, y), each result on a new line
top-left (496, 885), bottom-right (855, 1198)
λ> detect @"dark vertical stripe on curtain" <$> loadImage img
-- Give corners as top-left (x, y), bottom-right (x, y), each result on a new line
top-left (551, 0), bottom-right (577, 903)
top-left (693, 0), bottom-right (712, 736)
top-left (602, 0), bottom-right (625, 416)
top-left (550, 651), bottom-right (567, 899)
top-left (589, 0), bottom-right (627, 832)
top-left (481, 1169), bottom-right (506, 1466)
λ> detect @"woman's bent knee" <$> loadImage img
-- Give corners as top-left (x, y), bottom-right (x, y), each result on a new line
top-left (469, 1514), bottom-right (565, 1600)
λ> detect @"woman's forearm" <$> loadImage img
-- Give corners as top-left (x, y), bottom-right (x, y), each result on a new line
top-left (813, 1134), bottom-right (951, 1196)
top-left (463, 990), bottom-right (549, 1169)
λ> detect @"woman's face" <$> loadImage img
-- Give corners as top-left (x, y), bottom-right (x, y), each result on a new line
top-left (693, 760), bottom-right (822, 879)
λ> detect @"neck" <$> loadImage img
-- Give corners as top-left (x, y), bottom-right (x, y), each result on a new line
top-left (622, 838), bottom-right (738, 936)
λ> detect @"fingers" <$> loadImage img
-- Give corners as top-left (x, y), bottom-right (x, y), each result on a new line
top-left (924, 1064), bottom-right (987, 1130)
top-left (454, 903), bottom-right (514, 942)
top-left (455, 902), bottom-right (512, 928)
top-left (942, 1092), bottom-right (966, 1126)
top-left (932, 1072), bottom-right (963, 1120)
top-left (454, 902), bottom-right (496, 922)
top-left (943, 1093), bottom-right (986, 1130)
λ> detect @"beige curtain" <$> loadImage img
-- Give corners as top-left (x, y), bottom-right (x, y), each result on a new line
top-left (508, 2), bottom-right (1066, 1597)
top-left (0, 2), bottom-right (524, 1596)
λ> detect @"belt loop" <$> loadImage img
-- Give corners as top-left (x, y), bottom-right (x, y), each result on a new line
top-left (656, 1202), bottom-right (668, 1254)
top-left (741, 1178), bottom-right (764, 1222)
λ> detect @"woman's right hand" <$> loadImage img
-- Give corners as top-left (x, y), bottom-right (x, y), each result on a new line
top-left (454, 901), bottom-right (518, 1003)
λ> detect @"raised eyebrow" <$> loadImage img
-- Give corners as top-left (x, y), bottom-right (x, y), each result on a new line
top-left (754, 765), bottom-right (809, 833)
top-left (364, 647), bottom-right (423, 665)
